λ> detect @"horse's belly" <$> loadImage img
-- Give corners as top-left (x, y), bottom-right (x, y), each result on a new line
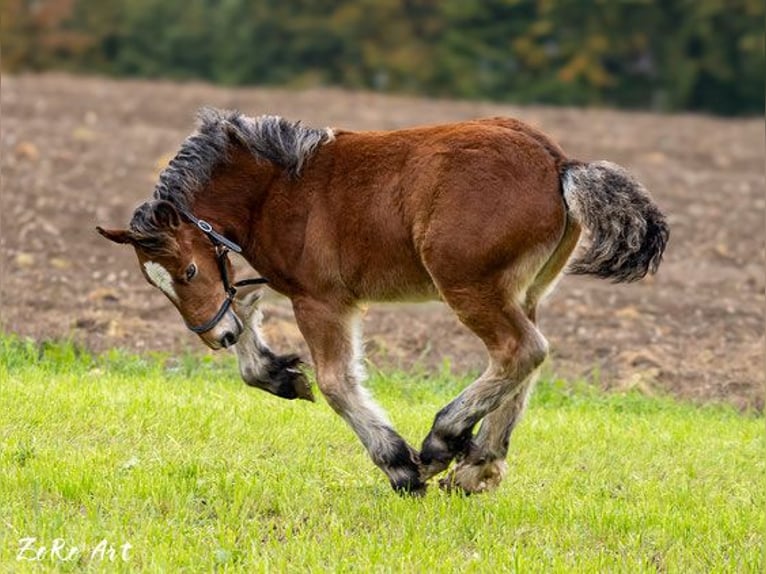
top-left (343, 248), bottom-right (438, 303)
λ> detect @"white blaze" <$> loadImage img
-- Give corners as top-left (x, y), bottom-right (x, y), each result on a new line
top-left (143, 261), bottom-right (178, 302)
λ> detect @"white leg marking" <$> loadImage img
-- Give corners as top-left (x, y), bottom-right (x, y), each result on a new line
top-left (442, 459), bottom-right (508, 494)
top-left (233, 292), bottom-right (271, 381)
top-left (143, 261), bottom-right (178, 303)
top-left (340, 315), bottom-right (401, 461)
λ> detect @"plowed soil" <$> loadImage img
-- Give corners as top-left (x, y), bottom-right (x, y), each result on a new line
top-left (2, 74), bottom-right (763, 410)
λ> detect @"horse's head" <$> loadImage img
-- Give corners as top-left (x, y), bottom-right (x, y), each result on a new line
top-left (97, 199), bottom-right (244, 350)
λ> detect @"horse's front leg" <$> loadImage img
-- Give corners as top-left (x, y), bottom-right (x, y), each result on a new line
top-left (291, 297), bottom-right (425, 495)
top-left (233, 288), bottom-right (314, 401)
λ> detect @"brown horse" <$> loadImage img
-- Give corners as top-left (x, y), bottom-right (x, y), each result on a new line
top-left (98, 109), bottom-right (668, 495)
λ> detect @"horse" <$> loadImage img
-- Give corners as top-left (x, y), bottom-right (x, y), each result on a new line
top-left (97, 108), bottom-right (668, 495)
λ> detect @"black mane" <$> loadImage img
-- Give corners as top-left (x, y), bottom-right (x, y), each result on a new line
top-left (127, 108), bottom-right (331, 251)
top-left (151, 107), bottom-right (332, 211)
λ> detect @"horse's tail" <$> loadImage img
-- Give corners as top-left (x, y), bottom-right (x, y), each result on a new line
top-left (561, 160), bottom-right (669, 283)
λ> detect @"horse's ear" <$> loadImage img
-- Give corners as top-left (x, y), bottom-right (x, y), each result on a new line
top-left (96, 226), bottom-right (134, 245)
top-left (151, 200), bottom-right (180, 229)
top-left (222, 120), bottom-right (250, 149)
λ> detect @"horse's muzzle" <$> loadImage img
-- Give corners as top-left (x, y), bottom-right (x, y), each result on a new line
top-left (220, 330), bottom-right (238, 349)
top-left (199, 310), bottom-right (243, 350)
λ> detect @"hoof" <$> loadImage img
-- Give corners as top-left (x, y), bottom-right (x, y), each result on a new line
top-left (384, 442), bottom-right (427, 496)
top-left (420, 434), bottom-right (455, 481)
top-left (266, 354), bottom-right (314, 401)
top-left (391, 476), bottom-right (428, 497)
top-left (420, 431), bottom-right (474, 482)
top-left (419, 459), bottom-right (451, 483)
top-left (439, 459), bottom-right (507, 495)
top-left (242, 353), bottom-right (315, 401)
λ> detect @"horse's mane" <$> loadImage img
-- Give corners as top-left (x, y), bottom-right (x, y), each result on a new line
top-left (151, 108), bottom-right (333, 211)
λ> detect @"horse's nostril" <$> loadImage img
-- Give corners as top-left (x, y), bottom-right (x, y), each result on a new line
top-left (220, 331), bottom-right (237, 348)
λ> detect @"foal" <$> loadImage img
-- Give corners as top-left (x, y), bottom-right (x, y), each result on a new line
top-left (98, 109), bottom-right (668, 495)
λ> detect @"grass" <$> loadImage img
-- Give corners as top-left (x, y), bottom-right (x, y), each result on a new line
top-left (0, 336), bottom-right (763, 573)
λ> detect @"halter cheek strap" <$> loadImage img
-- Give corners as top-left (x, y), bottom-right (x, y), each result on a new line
top-left (179, 209), bottom-right (268, 334)
top-left (187, 214), bottom-right (243, 254)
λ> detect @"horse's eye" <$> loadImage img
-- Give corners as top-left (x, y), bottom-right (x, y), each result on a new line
top-left (185, 263), bottom-right (197, 281)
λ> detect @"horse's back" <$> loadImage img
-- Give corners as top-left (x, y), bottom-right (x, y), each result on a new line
top-left (330, 117), bottom-right (568, 232)
top-left (294, 118), bottom-right (570, 300)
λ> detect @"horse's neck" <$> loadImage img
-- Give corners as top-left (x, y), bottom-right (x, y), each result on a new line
top-left (191, 153), bottom-right (276, 249)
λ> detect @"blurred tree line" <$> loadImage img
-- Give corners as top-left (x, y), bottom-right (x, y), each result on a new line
top-left (2, 0), bottom-right (763, 115)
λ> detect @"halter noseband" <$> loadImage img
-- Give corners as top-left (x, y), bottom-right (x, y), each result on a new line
top-left (180, 209), bottom-right (268, 334)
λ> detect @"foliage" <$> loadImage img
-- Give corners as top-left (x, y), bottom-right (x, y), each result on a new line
top-left (1, 336), bottom-right (763, 571)
top-left (2, 0), bottom-right (763, 115)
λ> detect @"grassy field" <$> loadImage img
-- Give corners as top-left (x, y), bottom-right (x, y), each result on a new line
top-left (1, 336), bottom-right (763, 573)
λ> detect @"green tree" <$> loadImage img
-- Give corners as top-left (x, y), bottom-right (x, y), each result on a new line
top-left (2, 0), bottom-right (762, 115)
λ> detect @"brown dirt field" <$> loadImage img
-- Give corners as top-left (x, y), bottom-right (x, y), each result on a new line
top-left (2, 73), bottom-right (763, 411)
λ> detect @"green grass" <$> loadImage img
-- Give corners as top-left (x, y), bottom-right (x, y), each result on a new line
top-left (0, 336), bottom-right (763, 572)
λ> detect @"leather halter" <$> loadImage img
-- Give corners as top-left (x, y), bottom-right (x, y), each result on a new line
top-left (180, 209), bottom-right (267, 334)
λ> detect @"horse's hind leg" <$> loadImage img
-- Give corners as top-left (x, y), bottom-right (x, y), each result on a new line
top-left (291, 298), bottom-right (425, 495)
top-left (419, 284), bottom-right (549, 486)
top-left (441, 217), bottom-right (581, 493)
top-left (438, 361), bottom-right (540, 493)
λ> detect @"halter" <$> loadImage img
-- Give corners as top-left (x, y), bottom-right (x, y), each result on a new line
top-left (180, 209), bottom-right (268, 334)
